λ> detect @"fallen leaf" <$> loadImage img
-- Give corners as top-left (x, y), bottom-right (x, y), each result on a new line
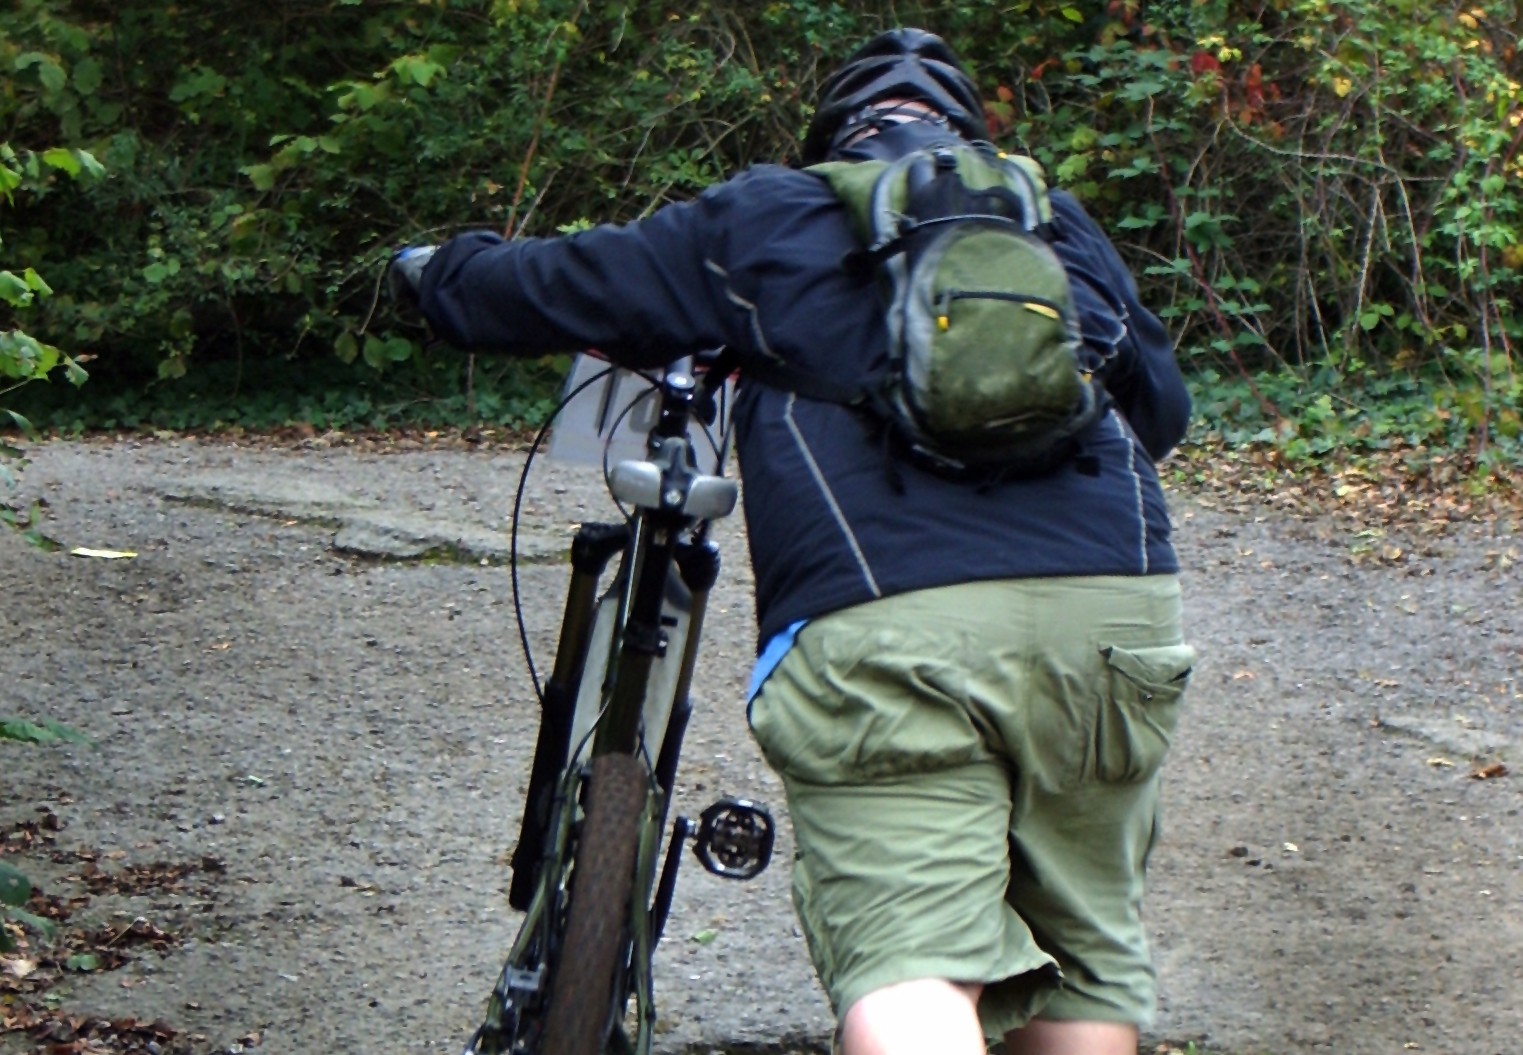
top-left (3, 956), bottom-right (38, 978)
top-left (690, 929), bottom-right (718, 944)
top-left (1426, 757), bottom-right (1454, 769)
top-left (69, 547), bottom-right (138, 559)
top-left (1471, 763), bottom-right (1508, 780)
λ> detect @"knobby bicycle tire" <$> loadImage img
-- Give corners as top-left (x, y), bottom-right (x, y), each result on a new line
top-left (539, 752), bottom-right (648, 1055)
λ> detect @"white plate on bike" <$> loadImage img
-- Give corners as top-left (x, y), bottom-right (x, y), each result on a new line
top-left (546, 352), bottom-right (733, 475)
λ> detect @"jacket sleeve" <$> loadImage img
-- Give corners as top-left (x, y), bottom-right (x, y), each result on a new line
top-left (415, 187), bottom-right (738, 370)
top-left (1049, 190), bottom-right (1192, 461)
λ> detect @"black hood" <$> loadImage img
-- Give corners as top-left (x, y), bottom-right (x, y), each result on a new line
top-left (828, 118), bottom-right (969, 164)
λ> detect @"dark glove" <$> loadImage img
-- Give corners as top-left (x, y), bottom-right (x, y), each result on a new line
top-left (385, 245), bottom-right (439, 306)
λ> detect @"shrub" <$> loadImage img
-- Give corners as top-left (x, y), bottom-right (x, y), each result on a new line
top-left (1, 0), bottom-right (1517, 462)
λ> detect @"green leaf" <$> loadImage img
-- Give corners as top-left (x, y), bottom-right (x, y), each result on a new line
top-left (362, 335), bottom-right (390, 370)
top-left (38, 60), bottom-right (67, 94)
top-left (334, 331), bottom-right (359, 364)
top-left (31, 340), bottom-right (59, 379)
top-left (0, 717), bottom-right (93, 746)
top-left (6, 907), bottom-right (56, 936)
top-left (169, 67), bottom-right (229, 103)
top-left (0, 860), bottom-right (30, 908)
top-left (242, 164), bottom-right (276, 191)
top-left (63, 355), bottom-right (89, 386)
top-left (74, 149), bottom-right (105, 179)
top-left (1118, 77), bottom-right (1167, 101)
top-left (66, 952), bottom-right (102, 972)
top-left (0, 271), bottom-right (33, 308)
top-left (391, 54), bottom-right (446, 87)
top-left (4, 907), bottom-right (57, 942)
top-left (1054, 154), bottom-right (1090, 183)
top-left (1143, 258), bottom-right (1194, 278)
top-left (24, 269), bottom-right (53, 297)
top-left (73, 57), bottom-right (104, 95)
top-left (41, 147), bottom-right (81, 177)
top-left (363, 335), bottom-right (416, 369)
top-left (1061, 6), bottom-right (1084, 22)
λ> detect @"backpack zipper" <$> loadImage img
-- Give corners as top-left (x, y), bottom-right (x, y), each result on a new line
top-left (938, 289), bottom-right (1068, 328)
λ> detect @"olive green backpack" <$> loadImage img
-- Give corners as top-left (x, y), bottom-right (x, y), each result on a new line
top-left (755, 142), bottom-right (1105, 478)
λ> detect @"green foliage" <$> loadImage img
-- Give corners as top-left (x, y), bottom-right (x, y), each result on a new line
top-left (1, 138), bottom-right (94, 538)
top-left (2, 116), bottom-right (98, 544)
top-left (0, 496), bottom-right (61, 551)
top-left (1007, 0), bottom-right (1521, 463)
top-left (1, 858), bottom-right (57, 953)
top-left (1187, 362), bottom-right (1521, 479)
top-left (12, 351), bottom-right (567, 434)
top-left (0, 143), bottom-right (94, 396)
top-left (0, 716), bottom-right (90, 951)
top-left (0, 0), bottom-right (1518, 469)
top-left (0, 717), bottom-right (94, 746)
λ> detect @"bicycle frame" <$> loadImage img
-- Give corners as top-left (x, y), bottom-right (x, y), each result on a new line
top-left (463, 363), bottom-right (772, 1055)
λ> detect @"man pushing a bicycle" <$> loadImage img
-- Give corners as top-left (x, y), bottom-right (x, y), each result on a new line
top-left (392, 27), bottom-right (1194, 1055)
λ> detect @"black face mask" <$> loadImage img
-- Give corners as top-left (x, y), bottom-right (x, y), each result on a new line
top-left (828, 118), bottom-right (967, 163)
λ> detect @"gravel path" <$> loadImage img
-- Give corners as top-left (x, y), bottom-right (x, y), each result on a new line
top-left (3, 436), bottom-right (1519, 1055)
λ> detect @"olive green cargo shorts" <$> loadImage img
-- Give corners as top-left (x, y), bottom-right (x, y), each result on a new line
top-left (747, 576), bottom-right (1194, 1039)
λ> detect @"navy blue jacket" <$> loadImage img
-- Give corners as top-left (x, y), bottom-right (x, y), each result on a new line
top-left (417, 126), bottom-right (1191, 648)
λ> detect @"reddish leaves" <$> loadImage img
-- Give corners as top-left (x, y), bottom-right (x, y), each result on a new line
top-left (4, 1010), bottom-right (179, 1055)
top-left (2, 855), bottom-right (225, 1054)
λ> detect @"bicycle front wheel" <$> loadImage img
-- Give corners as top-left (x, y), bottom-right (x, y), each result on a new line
top-left (540, 752), bottom-right (648, 1055)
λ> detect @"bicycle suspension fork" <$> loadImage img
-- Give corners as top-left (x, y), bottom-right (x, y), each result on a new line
top-left (647, 537), bottom-right (720, 946)
top-left (508, 521), bottom-right (629, 912)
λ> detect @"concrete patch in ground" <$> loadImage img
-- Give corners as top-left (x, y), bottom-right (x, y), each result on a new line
top-left (161, 477), bottom-right (565, 564)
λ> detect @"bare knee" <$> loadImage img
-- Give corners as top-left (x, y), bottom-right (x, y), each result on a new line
top-left (840, 978), bottom-right (984, 1055)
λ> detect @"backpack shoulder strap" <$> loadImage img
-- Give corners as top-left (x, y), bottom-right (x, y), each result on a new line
top-left (804, 159), bottom-right (893, 247)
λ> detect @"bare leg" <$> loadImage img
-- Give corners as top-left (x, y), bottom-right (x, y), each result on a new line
top-left (1005, 1019), bottom-right (1138, 1055)
top-left (839, 978), bottom-right (985, 1055)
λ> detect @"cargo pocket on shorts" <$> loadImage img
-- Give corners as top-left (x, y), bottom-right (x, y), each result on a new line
top-left (1093, 642), bottom-right (1196, 784)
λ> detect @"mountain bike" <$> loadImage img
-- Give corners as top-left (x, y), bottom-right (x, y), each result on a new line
top-left (462, 354), bottom-right (776, 1055)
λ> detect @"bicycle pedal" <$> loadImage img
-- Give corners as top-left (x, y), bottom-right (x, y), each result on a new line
top-left (692, 799), bottom-right (775, 880)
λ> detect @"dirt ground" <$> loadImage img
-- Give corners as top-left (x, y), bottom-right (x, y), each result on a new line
top-left (2, 435), bottom-right (1520, 1055)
